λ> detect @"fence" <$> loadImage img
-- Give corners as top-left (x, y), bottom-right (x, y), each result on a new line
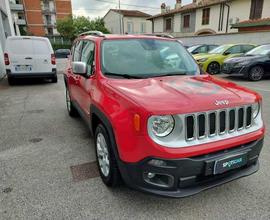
top-left (47, 36), bottom-right (72, 50)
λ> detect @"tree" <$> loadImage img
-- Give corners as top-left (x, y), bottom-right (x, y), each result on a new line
top-left (56, 16), bottom-right (110, 40)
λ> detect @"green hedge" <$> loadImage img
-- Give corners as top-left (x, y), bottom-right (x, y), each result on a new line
top-left (52, 43), bottom-right (72, 51)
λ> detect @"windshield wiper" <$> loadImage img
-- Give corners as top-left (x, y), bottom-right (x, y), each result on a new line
top-left (151, 72), bottom-right (187, 78)
top-left (104, 72), bottom-right (143, 79)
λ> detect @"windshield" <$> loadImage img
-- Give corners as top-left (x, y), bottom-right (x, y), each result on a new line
top-left (246, 45), bottom-right (270, 56)
top-left (209, 45), bottom-right (229, 54)
top-left (187, 45), bottom-right (200, 53)
top-left (102, 39), bottom-right (199, 78)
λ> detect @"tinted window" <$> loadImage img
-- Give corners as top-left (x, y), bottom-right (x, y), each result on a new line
top-left (226, 45), bottom-right (242, 54)
top-left (208, 45), bottom-right (217, 51)
top-left (72, 41), bottom-right (83, 61)
top-left (81, 41), bottom-right (95, 75)
top-left (196, 45), bottom-right (208, 53)
top-left (242, 45), bottom-right (255, 53)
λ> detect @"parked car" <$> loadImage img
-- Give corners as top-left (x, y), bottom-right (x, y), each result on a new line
top-left (223, 44), bottom-right (270, 81)
top-left (4, 36), bottom-right (57, 85)
top-left (188, 44), bottom-right (218, 55)
top-left (194, 44), bottom-right (256, 75)
top-left (55, 49), bottom-right (71, 58)
top-left (64, 32), bottom-right (264, 198)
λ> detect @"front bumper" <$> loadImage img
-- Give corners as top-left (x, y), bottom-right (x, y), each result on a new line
top-left (118, 138), bottom-right (263, 198)
top-left (222, 64), bottom-right (249, 75)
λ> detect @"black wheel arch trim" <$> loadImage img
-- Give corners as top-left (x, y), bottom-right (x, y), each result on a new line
top-left (90, 104), bottom-right (120, 160)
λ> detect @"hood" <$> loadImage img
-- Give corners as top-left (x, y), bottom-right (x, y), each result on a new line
top-left (106, 75), bottom-right (259, 115)
top-left (225, 55), bottom-right (265, 63)
top-left (194, 53), bottom-right (221, 60)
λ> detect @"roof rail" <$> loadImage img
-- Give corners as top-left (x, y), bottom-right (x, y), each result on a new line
top-left (144, 33), bottom-right (175, 39)
top-left (79, 31), bottom-right (105, 37)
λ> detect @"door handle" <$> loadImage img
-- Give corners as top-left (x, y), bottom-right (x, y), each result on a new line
top-left (25, 57), bottom-right (32, 60)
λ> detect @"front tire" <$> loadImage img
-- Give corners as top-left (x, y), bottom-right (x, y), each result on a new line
top-left (95, 124), bottom-right (121, 187)
top-left (207, 62), bottom-right (220, 75)
top-left (248, 66), bottom-right (264, 81)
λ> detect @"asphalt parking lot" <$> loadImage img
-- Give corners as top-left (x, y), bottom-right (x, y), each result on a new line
top-left (0, 61), bottom-right (269, 220)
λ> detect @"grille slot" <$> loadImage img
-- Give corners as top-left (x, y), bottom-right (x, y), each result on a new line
top-left (209, 112), bottom-right (216, 136)
top-left (186, 116), bottom-right (195, 140)
top-left (246, 106), bottom-right (252, 127)
top-left (238, 108), bottom-right (244, 129)
top-left (219, 111), bottom-right (226, 134)
top-left (185, 105), bottom-right (253, 141)
top-left (197, 114), bottom-right (206, 138)
top-left (229, 109), bottom-right (236, 131)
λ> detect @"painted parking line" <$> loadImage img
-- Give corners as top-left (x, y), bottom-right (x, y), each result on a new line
top-left (70, 161), bottom-right (99, 182)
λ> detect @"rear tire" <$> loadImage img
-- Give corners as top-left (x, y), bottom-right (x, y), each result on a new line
top-left (66, 88), bottom-right (79, 117)
top-left (248, 66), bottom-right (264, 81)
top-left (207, 62), bottom-right (220, 75)
top-left (95, 124), bottom-right (121, 187)
top-left (7, 76), bottom-right (15, 85)
top-left (51, 74), bottom-right (58, 83)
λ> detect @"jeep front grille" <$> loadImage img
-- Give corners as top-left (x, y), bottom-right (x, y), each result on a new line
top-left (185, 106), bottom-right (253, 141)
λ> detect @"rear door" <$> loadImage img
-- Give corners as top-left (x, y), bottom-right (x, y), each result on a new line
top-left (7, 37), bottom-right (35, 74)
top-left (32, 38), bottom-right (53, 73)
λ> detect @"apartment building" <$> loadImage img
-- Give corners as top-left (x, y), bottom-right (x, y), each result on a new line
top-left (148, 0), bottom-right (270, 37)
top-left (8, 0), bottom-right (72, 36)
top-left (104, 9), bottom-right (152, 34)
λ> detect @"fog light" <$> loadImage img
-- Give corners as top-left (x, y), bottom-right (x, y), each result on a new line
top-left (147, 172), bottom-right (155, 179)
top-left (143, 172), bottom-right (174, 188)
top-left (148, 159), bottom-right (167, 167)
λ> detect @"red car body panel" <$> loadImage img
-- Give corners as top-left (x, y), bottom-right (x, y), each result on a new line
top-left (65, 35), bottom-right (265, 163)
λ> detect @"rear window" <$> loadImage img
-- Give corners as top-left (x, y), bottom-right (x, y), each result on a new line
top-left (7, 38), bottom-right (51, 55)
top-left (7, 39), bottom-right (34, 55)
top-left (33, 40), bottom-right (50, 55)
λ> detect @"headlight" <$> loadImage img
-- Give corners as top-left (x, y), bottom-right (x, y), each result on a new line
top-left (148, 115), bottom-right (174, 137)
top-left (235, 61), bottom-right (249, 67)
top-left (252, 102), bottom-right (260, 119)
top-left (197, 58), bottom-right (208, 62)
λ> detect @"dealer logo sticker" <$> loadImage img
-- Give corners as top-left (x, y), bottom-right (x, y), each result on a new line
top-left (223, 158), bottom-right (243, 168)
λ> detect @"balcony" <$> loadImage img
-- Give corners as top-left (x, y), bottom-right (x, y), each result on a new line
top-left (42, 7), bottom-right (55, 14)
top-left (16, 18), bottom-right (26, 25)
top-left (9, 3), bottom-right (24, 11)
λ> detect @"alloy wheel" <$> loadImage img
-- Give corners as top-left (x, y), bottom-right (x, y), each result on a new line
top-left (250, 66), bottom-right (264, 81)
top-left (96, 133), bottom-right (110, 177)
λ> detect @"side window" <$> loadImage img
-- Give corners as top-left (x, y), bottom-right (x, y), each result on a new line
top-left (196, 46), bottom-right (207, 53)
top-left (226, 45), bottom-right (242, 54)
top-left (242, 45), bottom-right (255, 53)
top-left (208, 45), bottom-right (217, 51)
top-left (72, 41), bottom-right (83, 62)
top-left (81, 41), bottom-right (95, 75)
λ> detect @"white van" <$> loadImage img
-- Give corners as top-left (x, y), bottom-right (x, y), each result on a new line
top-left (4, 36), bottom-right (57, 85)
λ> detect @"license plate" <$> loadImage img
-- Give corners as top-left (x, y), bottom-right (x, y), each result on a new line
top-left (15, 65), bottom-right (32, 72)
top-left (213, 153), bottom-right (247, 175)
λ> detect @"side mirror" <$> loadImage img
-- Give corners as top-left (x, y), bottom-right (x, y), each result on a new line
top-left (223, 51), bottom-right (231, 56)
top-left (72, 62), bottom-right (87, 76)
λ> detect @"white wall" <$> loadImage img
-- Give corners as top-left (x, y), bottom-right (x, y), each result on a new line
top-left (153, 17), bottom-right (163, 33)
top-left (0, 42), bottom-right (5, 78)
top-left (123, 16), bottom-right (152, 34)
top-left (104, 10), bottom-right (122, 34)
top-left (178, 31), bottom-right (270, 46)
top-left (174, 14), bottom-right (181, 33)
top-left (262, 0), bottom-right (270, 18)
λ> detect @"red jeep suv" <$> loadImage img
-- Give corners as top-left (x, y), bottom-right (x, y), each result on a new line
top-left (64, 31), bottom-right (265, 197)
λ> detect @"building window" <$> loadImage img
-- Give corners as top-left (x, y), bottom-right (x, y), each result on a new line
top-left (250, 0), bottom-right (264, 19)
top-left (183, 14), bottom-right (190, 28)
top-left (127, 22), bottom-right (133, 33)
top-left (47, 27), bottom-right (53, 35)
top-left (202, 8), bottom-right (210, 25)
top-left (165, 17), bottom-right (172, 32)
top-left (141, 22), bottom-right (146, 33)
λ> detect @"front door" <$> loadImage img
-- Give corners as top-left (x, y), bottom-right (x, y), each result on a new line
top-left (77, 40), bottom-right (95, 116)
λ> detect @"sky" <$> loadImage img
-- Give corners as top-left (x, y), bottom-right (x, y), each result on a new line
top-left (71, 0), bottom-right (192, 19)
